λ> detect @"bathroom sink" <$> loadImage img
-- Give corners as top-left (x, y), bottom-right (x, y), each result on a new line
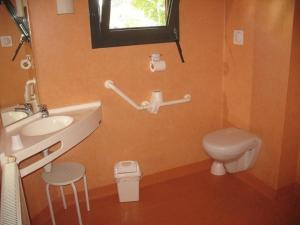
top-left (0, 101), bottom-right (101, 177)
top-left (21, 116), bottom-right (74, 136)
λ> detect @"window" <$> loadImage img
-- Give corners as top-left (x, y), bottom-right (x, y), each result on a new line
top-left (88, 0), bottom-right (184, 62)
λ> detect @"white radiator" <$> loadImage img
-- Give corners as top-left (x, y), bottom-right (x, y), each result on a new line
top-left (0, 156), bottom-right (31, 225)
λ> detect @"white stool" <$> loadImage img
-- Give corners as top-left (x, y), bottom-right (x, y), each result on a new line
top-left (42, 162), bottom-right (90, 225)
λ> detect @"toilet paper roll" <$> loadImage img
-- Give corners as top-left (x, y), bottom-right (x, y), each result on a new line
top-left (149, 60), bottom-right (166, 72)
top-left (150, 90), bottom-right (163, 104)
top-left (20, 58), bottom-right (32, 70)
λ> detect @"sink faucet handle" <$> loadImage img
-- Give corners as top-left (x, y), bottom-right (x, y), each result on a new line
top-left (39, 104), bottom-right (47, 110)
top-left (39, 104), bottom-right (49, 117)
top-left (24, 103), bottom-right (33, 111)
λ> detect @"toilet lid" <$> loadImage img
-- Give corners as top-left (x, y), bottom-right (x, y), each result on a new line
top-left (203, 128), bottom-right (259, 153)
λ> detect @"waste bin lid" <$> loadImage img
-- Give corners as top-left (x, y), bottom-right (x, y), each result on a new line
top-left (114, 161), bottom-right (141, 178)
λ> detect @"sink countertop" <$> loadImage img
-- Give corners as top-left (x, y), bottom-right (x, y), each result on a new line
top-left (0, 101), bottom-right (102, 174)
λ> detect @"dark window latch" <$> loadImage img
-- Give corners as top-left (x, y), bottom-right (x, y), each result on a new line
top-left (174, 28), bottom-right (185, 63)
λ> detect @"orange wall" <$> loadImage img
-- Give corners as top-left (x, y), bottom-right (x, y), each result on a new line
top-left (298, 148), bottom-right (300, 183)
top-left (286, 0), bottom-right (300, 185)
top-left (250, 0), bottom-right (295, 189)
top-left (223, 0), bottom-right (255, 129)
top-left (224, 0), bottom-right (295, 189)
top-left (24, 0), bottom-right (225, 217)
top-left (0, 5), bottom-right (33, 108)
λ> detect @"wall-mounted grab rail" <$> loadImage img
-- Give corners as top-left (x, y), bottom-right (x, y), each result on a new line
top-left (104, 80), bottom-right (191, 114)
top-left (104, 80), bottom-right (146, 110)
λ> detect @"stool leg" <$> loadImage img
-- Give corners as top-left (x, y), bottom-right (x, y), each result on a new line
top-left (46, 184), bottom-right (56, 225)
top-left (59, 186), bottom-right (67, 209)
top-left (71, 182), bottom-right (83, 225)
top-left (83, 175), bottom-right (90, 211)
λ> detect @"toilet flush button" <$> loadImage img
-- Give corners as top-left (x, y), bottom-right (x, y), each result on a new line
top-left (233, 30), bottom-right (244, 45)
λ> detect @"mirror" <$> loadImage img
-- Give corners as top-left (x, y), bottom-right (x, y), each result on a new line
top-left (0, 0), bottom-right (39, 127)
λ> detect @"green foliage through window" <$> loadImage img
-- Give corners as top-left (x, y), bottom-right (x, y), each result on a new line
top-left (109, 0), bottom-right (166, 29)
top-left (131, 0), bottom-right (166, 25)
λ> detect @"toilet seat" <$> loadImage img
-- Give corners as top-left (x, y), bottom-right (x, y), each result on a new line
top-left (203, 128), bottom-right (259, 155)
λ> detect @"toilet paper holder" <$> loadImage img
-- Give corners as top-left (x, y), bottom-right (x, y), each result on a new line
top-left (20, 54), bottom-right (32, 70)
top-left (149, 53), bottom-right (166, 72)
top-left (104, 80), bottom-right (191, 114)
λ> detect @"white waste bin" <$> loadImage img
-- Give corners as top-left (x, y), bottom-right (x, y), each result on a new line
top-left (114, 161), bottom-right (141, 202)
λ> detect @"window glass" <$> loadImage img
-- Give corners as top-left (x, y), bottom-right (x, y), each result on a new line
top-left (109, 0), bottom-right (167, 29)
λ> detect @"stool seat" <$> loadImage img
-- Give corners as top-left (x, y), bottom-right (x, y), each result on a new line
top-left (42, 162), bottom-right (90, 225)
top-left (42, 162), bottom-right (85, 185)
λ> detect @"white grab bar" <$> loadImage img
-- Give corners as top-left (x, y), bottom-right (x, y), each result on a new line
top-left (104, 80), bottom-right (191, 114)
top-left (104, 80), bottom-right (146, 110)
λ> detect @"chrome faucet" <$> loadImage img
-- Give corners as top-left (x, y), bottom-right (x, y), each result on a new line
top-left (39, 104), bottom-right (49, 118)
top-left (15, 103), bottom-right (33, 115)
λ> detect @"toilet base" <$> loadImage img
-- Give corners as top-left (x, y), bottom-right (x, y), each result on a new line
top-left (210, 161), bottom-right (226, 176)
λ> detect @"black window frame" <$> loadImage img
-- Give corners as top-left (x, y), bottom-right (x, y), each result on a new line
top-left (88, 0), bottom-right (184, 62)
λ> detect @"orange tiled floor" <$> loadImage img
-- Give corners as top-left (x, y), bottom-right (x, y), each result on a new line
top-left (41, 171), bottom-right (300, 225)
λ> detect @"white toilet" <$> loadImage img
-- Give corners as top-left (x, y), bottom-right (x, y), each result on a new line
top-left (202, 128), bottom-right (261, 176)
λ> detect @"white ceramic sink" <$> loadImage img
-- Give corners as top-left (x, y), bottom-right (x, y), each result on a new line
top-left (21, 116), bottom-right (74, 136)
